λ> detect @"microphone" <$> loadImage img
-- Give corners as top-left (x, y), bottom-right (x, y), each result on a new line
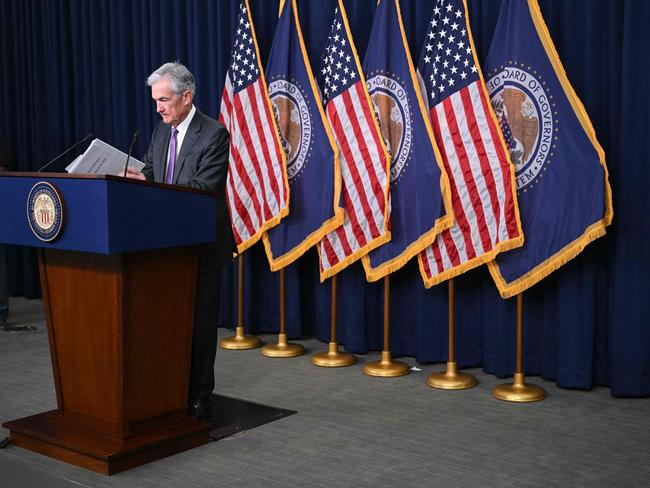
top-left (38, 133), bottom-right (94, 173)
top-left (122, 131), bottom-right (139, 178)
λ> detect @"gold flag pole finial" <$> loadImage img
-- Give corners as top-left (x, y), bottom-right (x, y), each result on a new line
top-left (219, 253), bottom-right (261, 350)
top-left (363, 275), bottom-right (410, 377)
top-left (261, 268), bottom-right (305, 358)
top-left (312, 274), bottom-right (357, 367)
top-left (492, 293), bottom-right (545, 402)
top-left (426, 278), bottom-right (477, 390)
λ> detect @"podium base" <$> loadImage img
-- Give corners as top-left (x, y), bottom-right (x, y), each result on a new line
top-left (2, 410), bottom-right (211, 475)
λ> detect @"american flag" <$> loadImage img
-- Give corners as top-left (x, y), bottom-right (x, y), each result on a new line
top-left (317, 2), bottom-right (391, 281)
top-left (417, 0), bottom-right (522, 287)
top-left (219, 0), bottom-right (289, 253)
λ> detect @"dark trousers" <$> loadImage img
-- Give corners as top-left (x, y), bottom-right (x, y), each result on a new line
top-left (188, 263), bottom-right (221, 404)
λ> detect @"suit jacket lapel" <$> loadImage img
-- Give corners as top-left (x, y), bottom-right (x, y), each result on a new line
top-left (156, 127), bottom-right (171, 183)
top-left (173, 111), bottom-right (202, 184)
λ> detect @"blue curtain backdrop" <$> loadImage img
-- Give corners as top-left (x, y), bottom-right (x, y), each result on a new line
top-left (0, 0), bottom-right (647, 397)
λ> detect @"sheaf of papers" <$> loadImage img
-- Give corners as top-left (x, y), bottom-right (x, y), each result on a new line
top-left (66, 138), bottom-right (145, 176)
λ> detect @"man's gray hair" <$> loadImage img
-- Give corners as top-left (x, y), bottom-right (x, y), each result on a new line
top-left (147, 62), bottom-right (196, 96)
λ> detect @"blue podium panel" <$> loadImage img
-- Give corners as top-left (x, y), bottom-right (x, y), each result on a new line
top-left (0, 173), bottom-right (217, 254)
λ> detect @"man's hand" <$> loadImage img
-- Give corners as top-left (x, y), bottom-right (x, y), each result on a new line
top-left (125, 168), bottom-right (146, 180)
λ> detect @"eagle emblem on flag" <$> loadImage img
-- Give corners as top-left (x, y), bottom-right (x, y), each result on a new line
top-left (269, 79), bottom-right (313, 180)
top-left (366, 75), bottom-right (413, 182)
top-left (486, 65), bottom-right (557, 190)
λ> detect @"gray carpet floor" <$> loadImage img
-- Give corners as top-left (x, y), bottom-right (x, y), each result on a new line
top-left (1, 297), bottom-right (649, 488)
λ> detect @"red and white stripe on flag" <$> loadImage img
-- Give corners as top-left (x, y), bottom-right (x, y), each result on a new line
top-left (419, 81), bottom-right (522, 286)
top-left (317, 2), bottom-right (391, 281)
top-left (219, 1), bottom-right (289, 254)
top-left (417, 0), bottom-right (522, 287)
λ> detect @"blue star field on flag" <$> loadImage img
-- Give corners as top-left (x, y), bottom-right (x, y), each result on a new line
top-left (319, 8), bottom-right (358, 104)
top-left (420, 0), bottom-right (478, 104)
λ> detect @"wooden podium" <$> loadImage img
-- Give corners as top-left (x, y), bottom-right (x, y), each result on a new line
top-left (0, 173), bottom-right (219, 475)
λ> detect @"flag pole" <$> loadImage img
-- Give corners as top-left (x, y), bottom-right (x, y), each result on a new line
top-left (426, 278), bottom-right (477, 390)
top-left (363, 275), bottom-right (410, 377)
top-left (219, 253), bottom-right (261, 350)
top-left (312, 274), bottom-right (356, 367)
top-left (261, 268), bottom-right (304, 358)
top-left (492, 293), bottom-right (545, 402)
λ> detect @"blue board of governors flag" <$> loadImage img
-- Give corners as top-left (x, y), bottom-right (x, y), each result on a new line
top-left (485, 0), bottom-right (613, 298)
top-left (263, 0), bottom-right (344, 270)
top-left (362, 0), bottom-right (453, 282)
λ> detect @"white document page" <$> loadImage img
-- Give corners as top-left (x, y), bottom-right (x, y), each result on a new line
top-left (66, 138), bottom-right (144, 176)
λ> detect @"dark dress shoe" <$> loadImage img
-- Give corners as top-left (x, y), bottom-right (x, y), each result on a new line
top-left (188, 396), bottom-right (214, 422)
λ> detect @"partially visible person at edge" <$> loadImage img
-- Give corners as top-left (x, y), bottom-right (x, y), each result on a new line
top-left (127, 62), bottom-right (234, 421)
top-left (0, 133), bottom-right (11, 329)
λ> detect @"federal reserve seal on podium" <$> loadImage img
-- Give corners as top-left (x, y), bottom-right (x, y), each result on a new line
top-left (27, 181), bottom-right (64, 242)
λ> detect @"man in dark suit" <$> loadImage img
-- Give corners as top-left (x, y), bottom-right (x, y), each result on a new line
top-left (127, 62), bottom-right (233, 421)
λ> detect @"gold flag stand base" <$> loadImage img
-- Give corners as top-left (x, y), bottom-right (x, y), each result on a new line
top-left (219, 326), bottom-right (261, 350)
top-left (312, 342), bottom-right (356, 367)
top-left (262, 269), bottom-right (304, 358)
top-left (363, 277), bottom-right (409, 378)
top-left (426, 280), bottom-right (477, 390)
top-left (312, 276), bottom-right (356, 368)
top-left (492, 373), bottom-right (545, 403)
top-left (492, 294), bottom-right (546, 403)
top-left (261, 333), bottom-right (304, 358)
top-left (426, 361), bottom-right (477, 390)
top-left (363, 351), bottom-right (410, 378)
top-left (220, 254), bottom-right (261, 350)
